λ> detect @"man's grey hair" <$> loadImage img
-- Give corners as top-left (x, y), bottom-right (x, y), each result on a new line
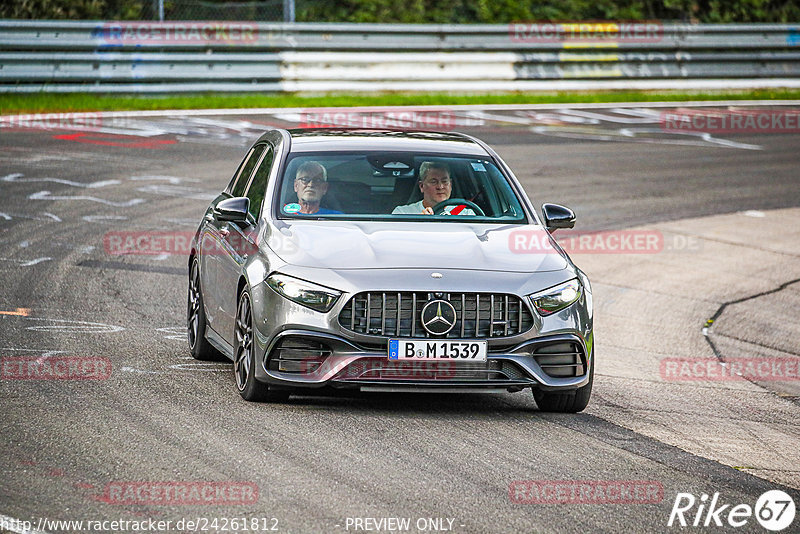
top-left (296, 161), bottom-right (327, 181)
top-left (419, 161), bottom-right (450, 182)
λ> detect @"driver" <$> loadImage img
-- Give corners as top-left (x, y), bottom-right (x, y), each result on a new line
top-left (392, 161), bottom-right (475, 215)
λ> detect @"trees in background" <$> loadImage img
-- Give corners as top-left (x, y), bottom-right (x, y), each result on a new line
top-left (2, 0), bottom-right (798, 23)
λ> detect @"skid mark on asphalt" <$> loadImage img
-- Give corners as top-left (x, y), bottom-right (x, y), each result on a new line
top-left (28, 191), bottom-right (145, 207)
top-left (1, 172), bottom-right (120, 188)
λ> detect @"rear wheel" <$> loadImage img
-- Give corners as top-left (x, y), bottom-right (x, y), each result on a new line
top-left (533, 357), bottom-right (593, 413)
top-left (234, 287), bottom-right (290, 402)
top-left (187, 258), bottom-right (223, 361)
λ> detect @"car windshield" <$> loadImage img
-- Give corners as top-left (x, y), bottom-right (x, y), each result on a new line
top-left (276, 151), bottom-right (528, 222)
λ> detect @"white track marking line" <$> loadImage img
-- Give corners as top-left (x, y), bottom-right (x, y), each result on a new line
top-left (28, 191), bottom-right (145, 207)
top-left (2, 100), bottom-right (799, 121)
top-left (1, 173), bottom-right (120, 188)
top-left (82, 215), bottom-right (128, 223)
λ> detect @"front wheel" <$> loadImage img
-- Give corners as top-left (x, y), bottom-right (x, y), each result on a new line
top-left (188, 258), bottom-right (223, 361)
top-left (533, 357), bottom-right (593, 413)
top-left (234, 287), bottom-right (290, 402)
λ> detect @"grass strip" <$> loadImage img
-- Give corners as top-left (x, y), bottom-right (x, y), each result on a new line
top-left (1, 89), bottom-right (799, 114)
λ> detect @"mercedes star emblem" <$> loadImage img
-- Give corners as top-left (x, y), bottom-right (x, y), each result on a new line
top-left (420, 299), bottom-right (457, 335)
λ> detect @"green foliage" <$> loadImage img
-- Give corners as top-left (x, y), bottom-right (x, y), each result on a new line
top-left (295, 0), bottom-right (800, 23)
top-left (0, 0), bottom-right (142, 19)
top-left (0, 0), bottom-right (797, 22)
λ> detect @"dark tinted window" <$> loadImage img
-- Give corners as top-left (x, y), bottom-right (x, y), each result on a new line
top-left (230, 144), bottom-right (266, 197)
top-left (245, 145), bottom-right (275, 221)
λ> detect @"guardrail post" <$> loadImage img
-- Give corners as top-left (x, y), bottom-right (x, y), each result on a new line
top-left (283, 0), bottom-right (295, 23)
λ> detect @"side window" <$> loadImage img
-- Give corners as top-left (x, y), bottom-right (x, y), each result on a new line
top-left (230, 144), bottom-right (266, 198)
top-left (245, 145), bottom-right (275, 221)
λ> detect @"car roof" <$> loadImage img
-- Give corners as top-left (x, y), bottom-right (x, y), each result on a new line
top-left (283, 128), bottom-right (491, 156)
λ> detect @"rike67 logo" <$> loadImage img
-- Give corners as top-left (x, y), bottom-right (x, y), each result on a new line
top-left (668, 490), bottom-right (796, 531)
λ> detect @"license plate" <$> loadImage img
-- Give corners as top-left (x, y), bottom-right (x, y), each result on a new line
top-left (388, 339), bottom-right (487, 362)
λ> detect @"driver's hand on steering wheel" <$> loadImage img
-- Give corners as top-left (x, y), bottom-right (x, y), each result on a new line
top-left (420, 207), bottom-right (434, 215)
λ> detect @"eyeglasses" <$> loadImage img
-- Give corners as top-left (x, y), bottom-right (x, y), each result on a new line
top-left (422, 179), bottom-right (451, 187)
top-left (296, 176), bottom-right (325, 185)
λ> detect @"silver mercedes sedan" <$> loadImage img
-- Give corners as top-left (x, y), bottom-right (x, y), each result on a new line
top-left (188, 129), bottom-right (594, 412)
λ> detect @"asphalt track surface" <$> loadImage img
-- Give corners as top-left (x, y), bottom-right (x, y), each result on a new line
top-left (1, 103), bottom-right (799, 534)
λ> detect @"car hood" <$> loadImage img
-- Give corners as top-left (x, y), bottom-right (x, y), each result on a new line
top-left (265, 220), bottom-right (569, 273)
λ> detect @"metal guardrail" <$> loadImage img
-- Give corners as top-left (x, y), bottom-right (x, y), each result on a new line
top-left (0, 21), bottom-right (798, 92)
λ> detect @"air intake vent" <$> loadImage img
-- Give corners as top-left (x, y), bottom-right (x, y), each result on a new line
top-left (532, 342), bottom-right (585, 378)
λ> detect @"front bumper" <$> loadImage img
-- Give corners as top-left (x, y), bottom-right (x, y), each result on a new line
top-left (254, 329), bottom-right (592, 392)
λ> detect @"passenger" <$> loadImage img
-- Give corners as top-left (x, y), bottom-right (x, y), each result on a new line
top-left (392, 161), bottom-right (475, 215)
top-left (291, 161), bottom-right (341, 215)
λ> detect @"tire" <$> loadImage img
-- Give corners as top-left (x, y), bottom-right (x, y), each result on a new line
top-left (187, 258), bottom-right (224, 361)
top-left (233, 287), bottom-right (290, 403)
top-left (533, 356), bottom-right (593, 413)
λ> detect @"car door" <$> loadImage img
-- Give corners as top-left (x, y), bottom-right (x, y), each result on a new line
top-left (216, 143), bottom-right (275, 343)
top-left (201, 143), bottom-right (266, 335)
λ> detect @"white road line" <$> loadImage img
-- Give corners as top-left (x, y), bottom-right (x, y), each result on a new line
top-left (0, 257), bottom-right (52, 267)
top-left (19, 257), bottom-right (52, 267)
top-left (0, 348), bottom-right (69, 356)
top-left (24, 317), bottom-right (124, 333)
top-left (1, 173), bottom-right (120, 188)
top-left (0, 100), bottom-right (798, 122)
top-left (742, 210), bottom-right (767, 218)
top-left (82, 215), bottom-right (128, 223)
top-left (28, 191), bottom-right (145, 207)
top-left (135, 184), bottom-right (217, 201)
top-left (120, 366), bottom-right (162, 374)
top-left (129, 175), bottom-right (200, 184)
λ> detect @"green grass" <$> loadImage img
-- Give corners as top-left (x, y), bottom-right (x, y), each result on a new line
top-left (1, 89), bottom-right (799, 114)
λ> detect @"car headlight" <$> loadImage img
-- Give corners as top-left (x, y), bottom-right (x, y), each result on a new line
top-left (529, 279), bottom-right (582, 316)
top-left (266, 273), bottom-right (341, 313)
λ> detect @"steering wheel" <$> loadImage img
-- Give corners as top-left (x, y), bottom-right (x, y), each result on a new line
top-left (432, 198), bottom-right (485, 216)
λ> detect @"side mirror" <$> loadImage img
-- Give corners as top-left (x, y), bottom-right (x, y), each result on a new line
top-left (214, 197), bottom-right (250, 224)
top-left (542, 203), bottom-right (576, 232)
